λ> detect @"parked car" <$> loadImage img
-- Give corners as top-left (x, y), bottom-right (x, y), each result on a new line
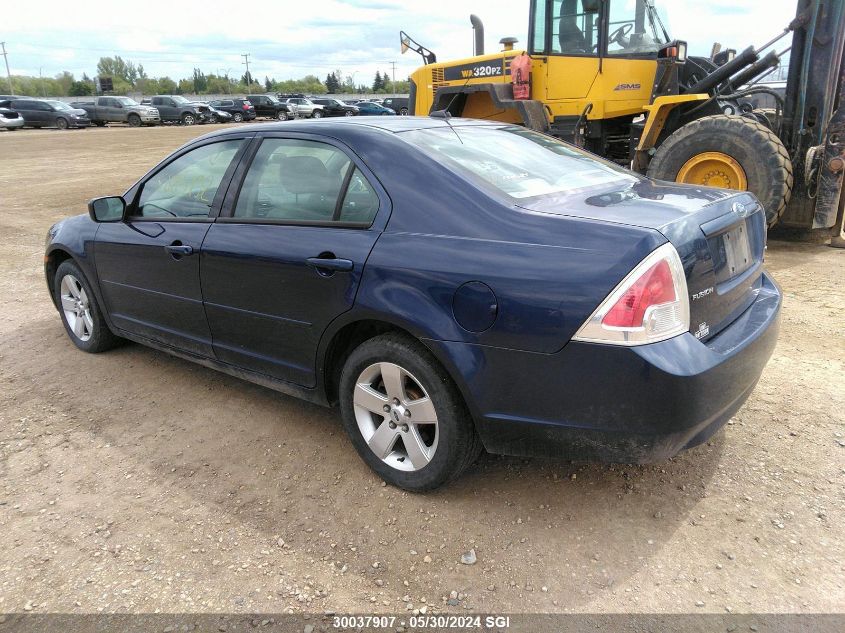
top-left (310, 98), bottom-right (358, 117)
top-left (246, 94), bottom-right (295, 120)
top-left (149, 96), bottom-right (208, 125)
top-left (0, 98), bottom-right (90, 129)
top-left (355, 102), bottom-right (397, 116)
top-left (280, 96), bottom-right (325, 119)
top-left (0, 106), bottom-right (24, 130)
top-left (381, 97), bottom-right (409, 115)
top-left (208, 98), bottom-right (256, 122)
top-left (193, 102), bottom-right (232, 124)
top-left (69, 96), bottom-right (160, 127)
top-left (44, 117), bottom-right (781, 491)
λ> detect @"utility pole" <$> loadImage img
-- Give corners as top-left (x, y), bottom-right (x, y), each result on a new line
top-left (241, 53), bottom-right (251, 86)
top-left (389, 61), bottom-right (397, 96)
top-left (1, 42), bottom-right (13, 95)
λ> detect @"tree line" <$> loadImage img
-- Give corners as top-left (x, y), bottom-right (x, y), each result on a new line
top-left (4, 55), bottom-right (409, 97)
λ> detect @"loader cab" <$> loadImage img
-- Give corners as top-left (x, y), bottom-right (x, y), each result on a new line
top-left (529, 0), bottom-right (668, 106)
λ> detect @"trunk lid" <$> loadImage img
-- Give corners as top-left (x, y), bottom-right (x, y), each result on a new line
top-left (519, 180), bottom-right (767, 342)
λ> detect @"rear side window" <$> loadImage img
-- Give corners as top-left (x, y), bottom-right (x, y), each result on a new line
top-left (136, 140), bottom-right (244, 219)
top-left (233, 138), bottom-right (379, 225)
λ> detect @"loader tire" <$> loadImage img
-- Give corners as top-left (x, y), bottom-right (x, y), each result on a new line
top-left (647, 114), bottom-right (793, 227)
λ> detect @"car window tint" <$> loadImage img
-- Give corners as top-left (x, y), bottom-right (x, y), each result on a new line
top-left (234, 138), bottom-right (373, 223)
top-left (136, 140), bottom-right (244, 219)
top-left (337, 168), bottom-right (379, 224)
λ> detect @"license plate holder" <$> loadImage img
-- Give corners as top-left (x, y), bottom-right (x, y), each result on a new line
top-left (722, 221), bottom-right (752, 278)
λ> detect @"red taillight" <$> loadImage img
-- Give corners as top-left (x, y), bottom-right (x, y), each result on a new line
top-left (242, 104), bottom-right (250, 110)
top-left (602, 259), bottom-right (676, 328)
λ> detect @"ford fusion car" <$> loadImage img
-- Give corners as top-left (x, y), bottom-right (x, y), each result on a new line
top-left (43, 117), bottom-right (781, 491)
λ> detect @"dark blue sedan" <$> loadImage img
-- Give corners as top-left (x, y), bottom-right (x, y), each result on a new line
top-left (44, 117), bottom-right (781, 490)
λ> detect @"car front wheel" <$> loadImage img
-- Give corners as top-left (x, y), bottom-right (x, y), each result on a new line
top-left (312, 110), bottom-right (323, 119)
top-left (54, 260), bottom-right (121, 353)
top-left (276, 111), bottom-right (287, 121)
top-left (339, 333), bottom-right (482, 491)
top-left (233, 112), bottom-right (243, 122)
top-left (55, 117), bottom-right (69, 130)
top-left (182, 113), bottom-right (196, 125)
top-left (344, 110), bottom-right (354, 117)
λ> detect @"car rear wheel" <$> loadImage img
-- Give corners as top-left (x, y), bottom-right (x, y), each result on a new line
top-left (93, 121), bottom-right (106, 127)
top-left (127, 113), bottom-right (141, 127)
top-left (232, 112), bottom-right (243, 122)
top-left (312, 110), bottom-right (323, 119)
top-left (399, 107), bottom-right (409, 116)
top-left (55, 117), bottom-right (69, 130)
top-left (182, 113), bottom-right (196, 125)
top-left (339, 333), bottom-right (482, 491)
top-left (54, 260), bottom-right (121, 353)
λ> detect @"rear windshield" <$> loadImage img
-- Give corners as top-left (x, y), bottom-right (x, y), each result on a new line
top-left (400, 125), bottom-right (635, 200)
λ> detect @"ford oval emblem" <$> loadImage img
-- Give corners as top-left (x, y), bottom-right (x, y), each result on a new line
top-left (732, 201), bottom-right (750, 218)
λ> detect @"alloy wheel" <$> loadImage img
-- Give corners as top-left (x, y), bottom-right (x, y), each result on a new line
top-left (60, 274), bottom-right (94, 342)
top-left (353, 362), bottom-right (439, 471)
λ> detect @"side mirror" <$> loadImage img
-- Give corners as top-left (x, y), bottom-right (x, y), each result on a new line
top-left (88, 196), bottom-right (126, 223)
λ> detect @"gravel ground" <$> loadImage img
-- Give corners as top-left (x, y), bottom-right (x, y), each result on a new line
top-left (0, 125), bottom-right (843, 617)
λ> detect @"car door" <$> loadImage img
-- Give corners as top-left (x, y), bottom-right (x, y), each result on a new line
top-left (14, 100), bottom-right (42, 126)
top-left (200, 133), bottom-right (388, 387)
top-left (95, 136), bottom-right (251, 356)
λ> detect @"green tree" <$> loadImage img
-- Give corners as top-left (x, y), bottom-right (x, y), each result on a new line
top-left (158, 77), bottom-right (178, 94)
top-left (68, 80), bottom-right (93, 96)
top-left (372, 71), bottom-right (383, 92)
top-left (192, 68), bottom-right (207, 93)
top-left (324, 72), bottom-right (340, 94)
top-left (264, 76), bottom-right (273, 92)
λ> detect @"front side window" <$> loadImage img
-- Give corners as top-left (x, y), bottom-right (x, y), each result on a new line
top-left (552, 0), bottom-right (601, 55)
top-left (606, 0), bottom-right (664, 56)
top-left (401, 125), bottom-right (634, 200)
top-left (233, 138), bottom-right (379, 225)
top-left (136, 140), bottom-right (243, 219)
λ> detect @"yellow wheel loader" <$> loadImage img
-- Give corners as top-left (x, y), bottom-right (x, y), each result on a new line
top-left (403, 0), bottom-right (845, 237)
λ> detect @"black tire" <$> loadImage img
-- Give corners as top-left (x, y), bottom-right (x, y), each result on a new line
top-left (55, 117), bottom-right (69, 130)
top-left (276, 110), bottom-right (287, 121)
top-left (339, 333), bottom-right (483, 491)
top-left (232, 112), bottom-right (243, 122)
top-left (647, 114), bottom-right (793, 227)
top-left (54, 260), bottom-right (122, 353)
top-left (399, 107), bottom-right (408, 116)
top-left (93, 120), bottom-right (106, 127)
top-left (127, 113), bottom-right (141, 127)
top-left (182, 113), bottom-right (196, 125)
top-left (210, 113), bottom-right (219, 124)
top-left (312, 110), bottom-right (323, 119)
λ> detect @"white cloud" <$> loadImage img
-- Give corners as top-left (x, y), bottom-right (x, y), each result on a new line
top-left (3, 0), bottom-right (798, 84)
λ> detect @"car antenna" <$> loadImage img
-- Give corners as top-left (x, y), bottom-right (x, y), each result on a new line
top-left (430, 75), bottom-right (474, 142)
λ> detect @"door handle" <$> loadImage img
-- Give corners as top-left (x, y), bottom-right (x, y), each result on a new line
top-left (306, 256), bottom-right (354, 273)
top-left (165, 244), bottom-right (194, 256)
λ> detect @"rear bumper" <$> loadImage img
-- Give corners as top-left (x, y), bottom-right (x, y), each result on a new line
top-left (0, 117), bottom-right (24, 129)
top-left (428, 271), bottom-right (782, 463)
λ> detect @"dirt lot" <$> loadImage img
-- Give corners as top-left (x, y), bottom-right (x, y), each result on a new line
top-left (0, 125), bottom-right (843, 618)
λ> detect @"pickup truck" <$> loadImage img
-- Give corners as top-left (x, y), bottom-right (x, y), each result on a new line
top-left (70, 96), bottom-right (160, 127)
top-left (147, 95), bottom-right (209, 125)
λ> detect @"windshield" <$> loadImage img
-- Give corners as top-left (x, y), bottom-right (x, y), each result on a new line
top-left (117, 97), bottom-right (139, 106)
top-left (401, 125), bottom-right (636, 200)
top-left (172, 96), bottom-right (190, 105)
top-left (47, 101), bottom-right (73, 111)
top-left (266, 95), bottom-right (280, 103)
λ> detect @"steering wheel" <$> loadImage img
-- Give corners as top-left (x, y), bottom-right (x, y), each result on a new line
top-left (608, 22), bottom-right (634, 47)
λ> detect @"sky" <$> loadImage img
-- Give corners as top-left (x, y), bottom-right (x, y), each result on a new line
top-left (2, 0), bottom-right (799, 86)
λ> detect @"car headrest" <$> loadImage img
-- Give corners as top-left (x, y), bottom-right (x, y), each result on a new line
top-left (278, 155), bottom-right (333, 195)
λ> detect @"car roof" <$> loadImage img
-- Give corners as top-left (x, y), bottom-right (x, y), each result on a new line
top-left (192, 116), bottom-right (503, 143)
